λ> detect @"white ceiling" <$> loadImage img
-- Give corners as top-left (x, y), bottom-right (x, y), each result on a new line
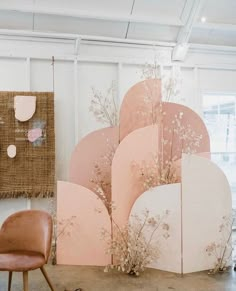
top-left (199, 0), bottom-right (236, 25)
top-left (0, 0), bottom-right (235, 48)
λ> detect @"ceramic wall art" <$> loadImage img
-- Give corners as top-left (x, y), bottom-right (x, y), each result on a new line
top-left (14, 95), bottom-right (36, 122)
top-left (0, 91), bottom-right (55, 198)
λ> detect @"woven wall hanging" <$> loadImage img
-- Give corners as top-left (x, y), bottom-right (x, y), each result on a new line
top-left (0, 91), bottom-right (55, 199)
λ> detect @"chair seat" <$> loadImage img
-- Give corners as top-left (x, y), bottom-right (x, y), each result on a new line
top-left (0, 251), bottom-right (45, 272)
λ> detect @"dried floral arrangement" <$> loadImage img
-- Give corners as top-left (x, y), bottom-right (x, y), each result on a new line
top-left (139, 61), bottom-right (196, 189)
top-left (89, 59), bottom-right (185, 194)
top-left (131, 111), bottom-right (203, 191)
top-left (89, 81), bottom-right (119, 127)
top-left (102, 209), bottom-right (170, 276)
top-left (131, 153), bottom-right (178, 192)
top-left (206, 212), bottom-right (235, 274)
top-left (87, 57), bottom-right (202, 276)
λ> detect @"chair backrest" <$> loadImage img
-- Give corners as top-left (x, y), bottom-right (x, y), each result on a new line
top-left (0, 210), bottom-right (53, 262)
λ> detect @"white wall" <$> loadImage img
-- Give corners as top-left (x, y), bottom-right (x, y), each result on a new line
top-left (0, 36), bottom-right (236, 225)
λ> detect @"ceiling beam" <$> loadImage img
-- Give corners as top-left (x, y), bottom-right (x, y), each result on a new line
top-left (180, 0), bottom-right (196, 24)
top-left (172, 0), bottom-right (204, 61)
top-left (177, 0), bottom-right (204, 45)
top-left (0, 5), bottom-right (183, 27)
top-left (0, 28), bottom-right (236, 58)
top-left (0, 28), bottom-right (176, 47)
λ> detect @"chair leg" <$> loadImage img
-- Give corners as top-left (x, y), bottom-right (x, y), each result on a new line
top-left (8, 271), bottom-right (12, 291)
top-left (23, 271), bottom-right (28, 291)
top-left (40, 266), bottom-right (55, 291)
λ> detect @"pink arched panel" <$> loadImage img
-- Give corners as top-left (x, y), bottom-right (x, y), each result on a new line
top-left (69, 127), bottom-right (119, 211)
top-left (57, 181), bottom-right (111, 266)
top-left (119, 79), bottom-right (162, 141)
top-left (112, 125), bottom-right (160, 227)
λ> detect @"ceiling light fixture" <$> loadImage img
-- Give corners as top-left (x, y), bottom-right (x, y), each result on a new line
top-left (201, 16), bottom-right (206, 23)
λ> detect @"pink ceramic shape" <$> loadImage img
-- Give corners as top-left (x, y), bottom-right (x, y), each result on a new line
top-left (14, 95), bottom-right (36, 122)
top-left (28, 128), bottom-right (42, 142)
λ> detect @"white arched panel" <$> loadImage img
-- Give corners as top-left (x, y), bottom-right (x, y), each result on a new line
top-left (130, 183), bottom-right (181, 273)
top-left (182, 154), bottom-right (232, 273)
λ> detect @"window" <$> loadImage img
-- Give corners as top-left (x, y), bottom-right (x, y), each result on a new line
top-left (203, 94), bottom-right (236, 208)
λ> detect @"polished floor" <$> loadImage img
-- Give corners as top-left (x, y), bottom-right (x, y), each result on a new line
top-left (0, 265), bottom-right (236, 291)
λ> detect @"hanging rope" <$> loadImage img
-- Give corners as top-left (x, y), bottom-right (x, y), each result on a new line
top-left (51, 56), bottom-right (55, 93)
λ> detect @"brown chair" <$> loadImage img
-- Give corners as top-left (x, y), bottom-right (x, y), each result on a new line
top-left (0, 210), bottom-right (55, 291)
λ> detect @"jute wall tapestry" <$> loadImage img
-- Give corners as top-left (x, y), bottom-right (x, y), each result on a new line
top-left (0, 91), bottom-right (55, 199)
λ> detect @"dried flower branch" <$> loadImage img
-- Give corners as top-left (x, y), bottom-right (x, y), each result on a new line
top-left (170, 113), bottom-right (203, 154)
top-left (90, 138), bottom-right (117, 214)
top-left (57, 216), bottom-right (77, 239)
top-left (206, 211), bottom-right (236, 274)
top-left (141, 57), bottom-right (162, 80)
top-left (139, 64), bottom-right (162, 125)
top-left (141, 58), bottom-right (182, 103)
top-left (132, 110), bottom-right (203, 191)
top-left (102, 209), bottom-right (170, 276)
top-left (162, 68), bottom-right (182, 103)
top-left (89, 81), bottom-right (119, 126)
top-left (131, 154), bottom-right (178, 191)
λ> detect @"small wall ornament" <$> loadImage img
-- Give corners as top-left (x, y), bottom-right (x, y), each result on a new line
top-left (7, 145), bottom-right (16, 158)
top-left (14, 95), bottom-right (36, 122)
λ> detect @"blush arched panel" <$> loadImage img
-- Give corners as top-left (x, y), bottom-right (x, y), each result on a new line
top-left (69, 126), bottom-right (119, 210)
top-left (112, 125), bottom-right (160, 227)
top-left (57, 181), bottom-right (111, 266)
top-left (119, 79), bottom-right (162, 141)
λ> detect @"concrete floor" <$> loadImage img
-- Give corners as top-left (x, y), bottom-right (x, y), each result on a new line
top-left (0, 265), bottom-right (236, 291)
